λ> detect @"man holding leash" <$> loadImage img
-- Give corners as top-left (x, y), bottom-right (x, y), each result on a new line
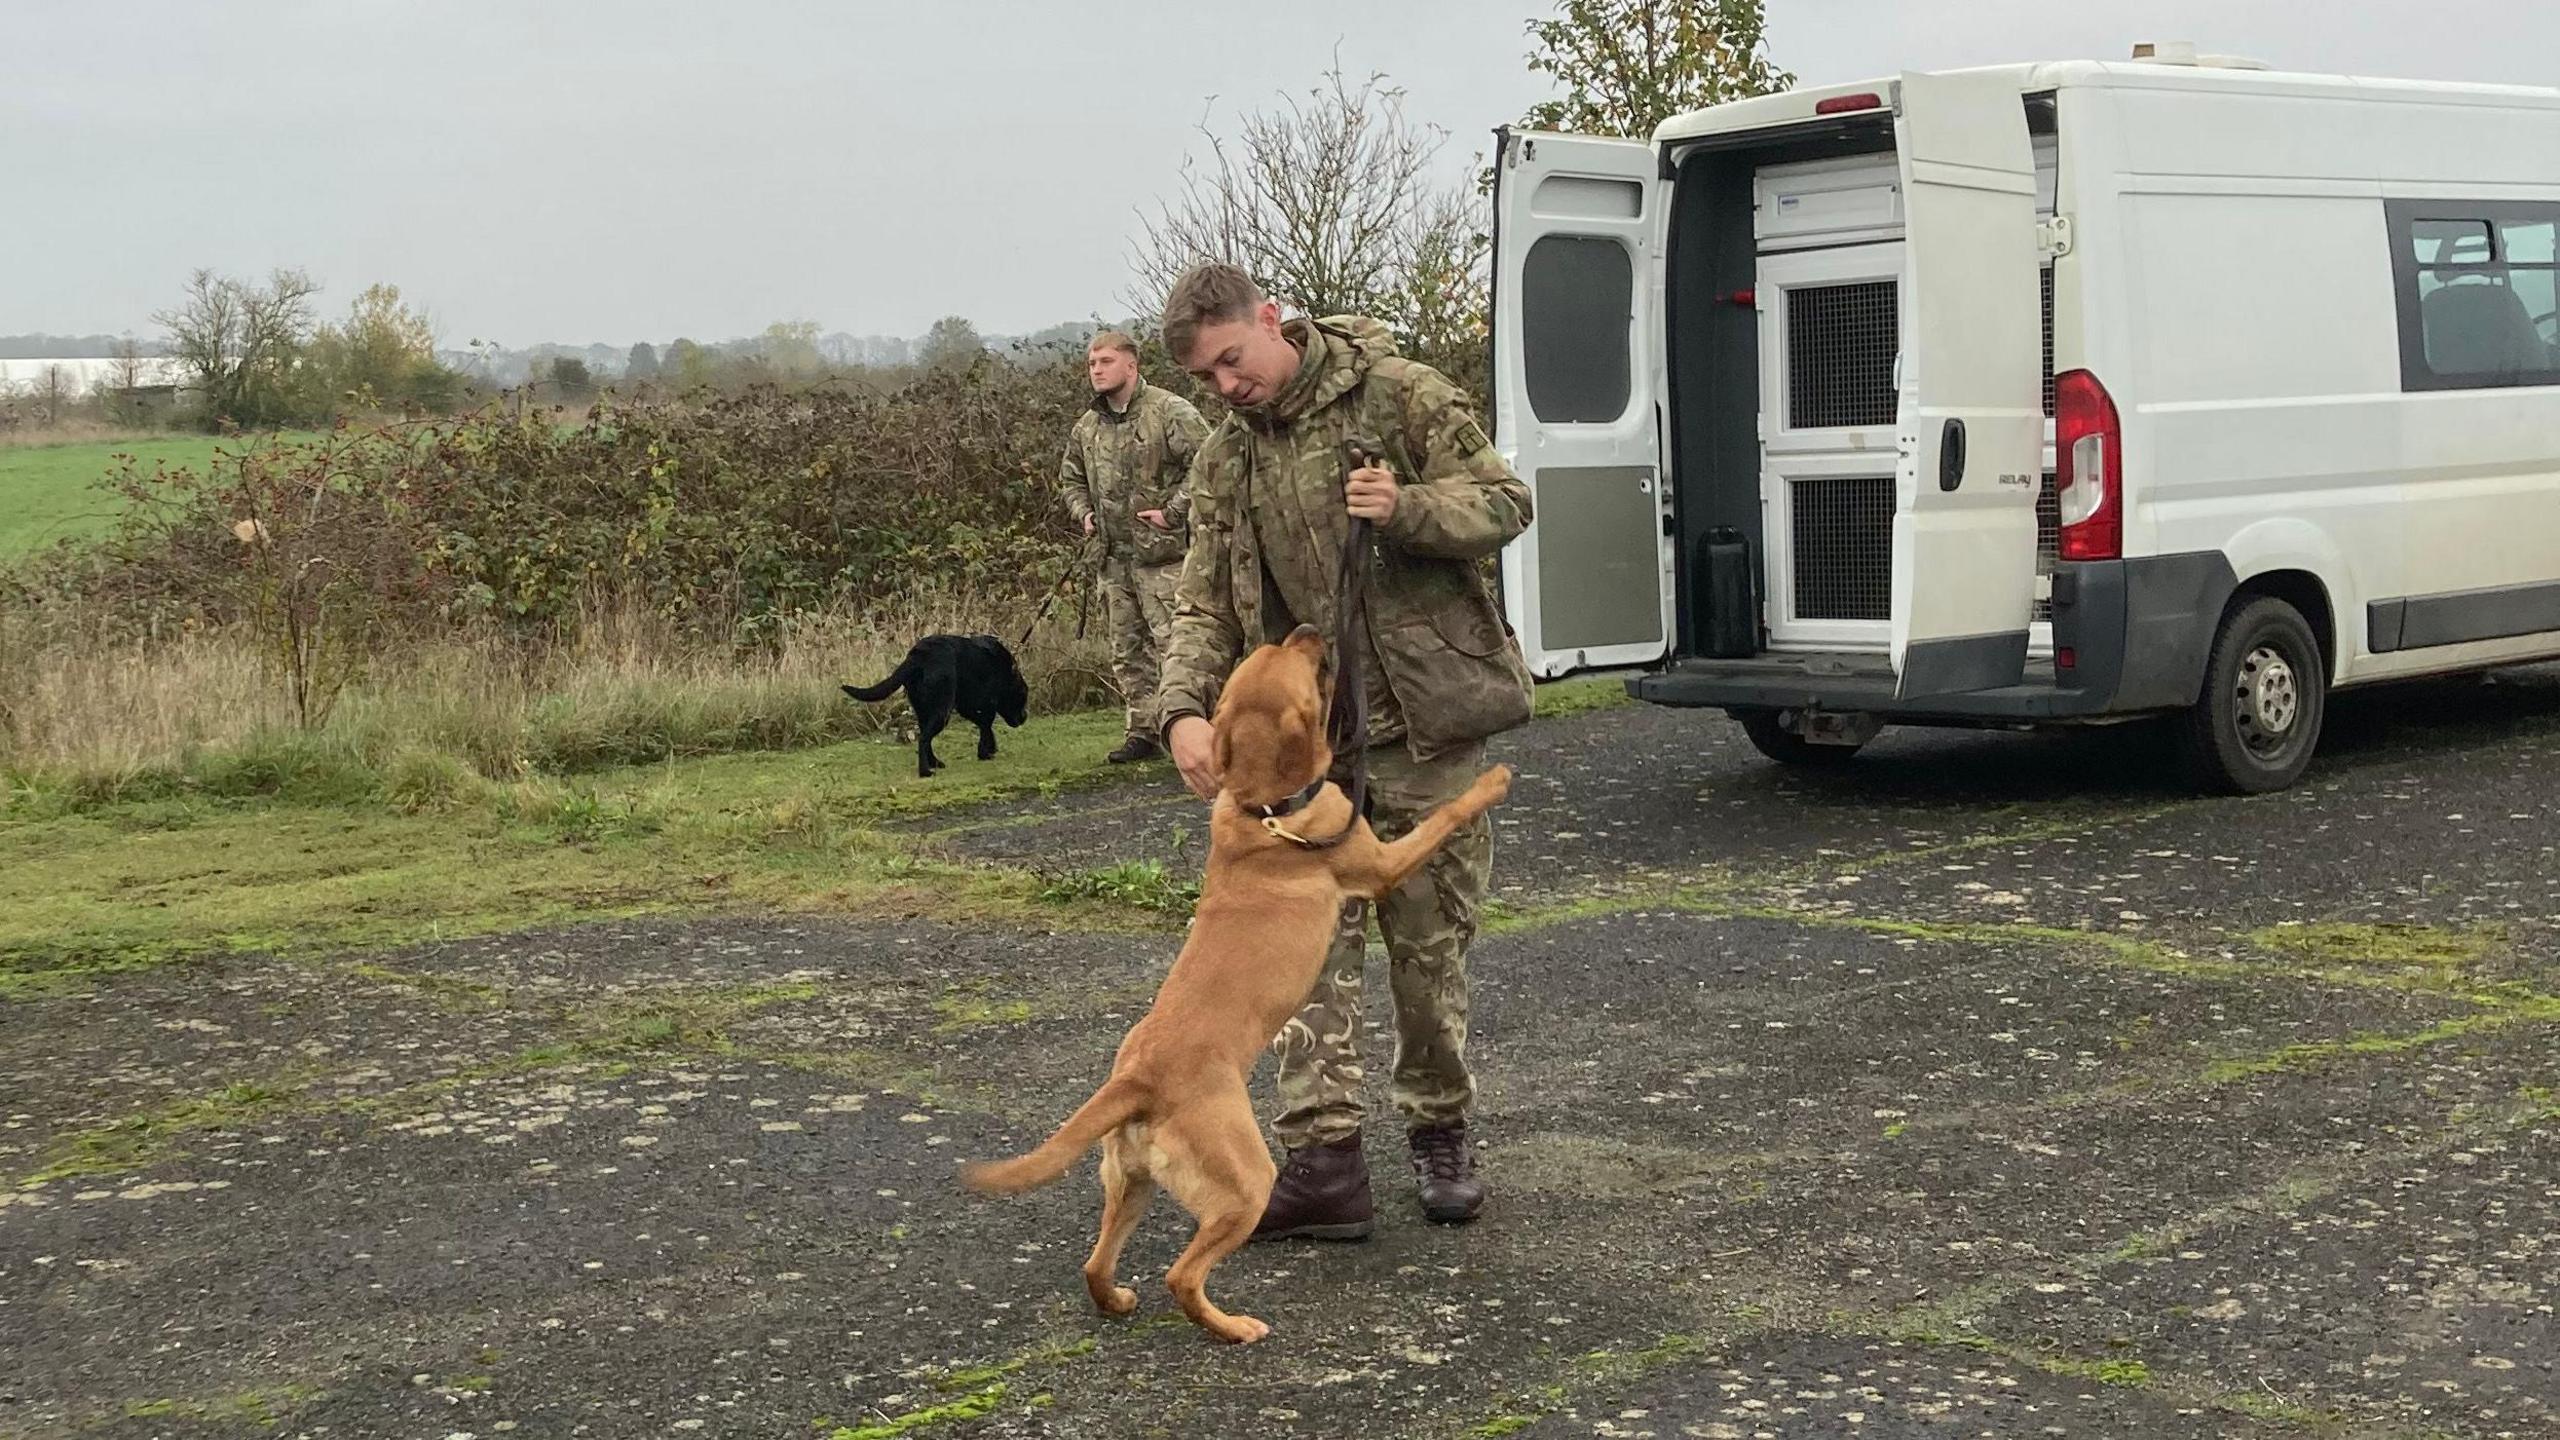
top-left (1059, 329), bottom-right (1210, 765)
top-left (1153, 262), bottom-right (1535, 1238)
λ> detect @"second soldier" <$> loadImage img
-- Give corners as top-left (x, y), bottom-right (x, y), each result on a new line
top-left (1058, 329), bottom-right (1210, 764)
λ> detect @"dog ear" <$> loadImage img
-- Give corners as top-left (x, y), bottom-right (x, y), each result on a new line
top-left (1290, 702), bottom-right (1331, 778)
top-left (1276, 706), bottom-right (1320, 790)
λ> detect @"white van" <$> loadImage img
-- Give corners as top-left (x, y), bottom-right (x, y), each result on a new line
top-left (1490, 46), bottom-right (2560, 792)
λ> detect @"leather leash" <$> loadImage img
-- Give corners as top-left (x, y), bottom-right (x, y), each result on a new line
top-left (1261, 435), bottom-right (1383, 850)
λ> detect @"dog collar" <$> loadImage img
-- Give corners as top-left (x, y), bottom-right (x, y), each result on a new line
top-left (1249, 776), bottom-right (1326, 821)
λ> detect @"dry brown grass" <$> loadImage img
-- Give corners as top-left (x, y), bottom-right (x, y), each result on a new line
top-left (0, 582), bottom-right (1116, 806)
top-left (0, 420), bottom-right (170, 451)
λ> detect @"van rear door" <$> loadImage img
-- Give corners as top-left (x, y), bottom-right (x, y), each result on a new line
top-left (1887, 71), bottom-right (2046, 699)
top-left (1489, 128), bottom-right (1669, 679)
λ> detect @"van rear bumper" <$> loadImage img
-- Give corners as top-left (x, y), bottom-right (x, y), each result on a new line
top-left (1632, 551), bottom-right (2238, 723)
top-left (1630, 653), bottom-right (2110, 720)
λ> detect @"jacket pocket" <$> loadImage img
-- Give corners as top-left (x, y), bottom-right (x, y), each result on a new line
top-left (1423, 595), bottom-right (1508, 658)
top-left (1131, 516), bottom-right (1190, 566)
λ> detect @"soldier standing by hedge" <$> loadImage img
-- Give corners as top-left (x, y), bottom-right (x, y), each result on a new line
top-left (1058, 330), bottom-right (1210, 764)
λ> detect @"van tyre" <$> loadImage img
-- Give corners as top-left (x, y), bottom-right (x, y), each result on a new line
top-left (2183, 596), bottom-right (2325, 794)
top-left (1732, 708), bottom-right (1866, 767)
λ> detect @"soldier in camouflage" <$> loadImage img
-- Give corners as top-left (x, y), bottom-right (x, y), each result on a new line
top-left (1154, 263), bottom-right (1536, 1237)
top-left (1059, 330), bottom-right (1210, 763)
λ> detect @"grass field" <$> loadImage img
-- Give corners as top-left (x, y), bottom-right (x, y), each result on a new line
top-left (0, 414), bottom-right (1639, 986)
top-left (0, 433), bottom-right (317, 556)
top-left (0, 674), bottom-right (1631, 996)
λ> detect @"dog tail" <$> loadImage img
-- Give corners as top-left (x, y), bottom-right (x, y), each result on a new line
top-left (842, 655), bottom-right (917, 704)
top-left (960, 1075), bottom-right (1149, 1196)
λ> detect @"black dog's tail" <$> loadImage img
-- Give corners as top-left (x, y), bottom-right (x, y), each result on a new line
top-left (842, 655), bottom-right (917, 704)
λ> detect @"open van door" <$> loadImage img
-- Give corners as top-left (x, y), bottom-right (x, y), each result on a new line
top-left (1888, 72), bottom-right (2045, 699)
top-left (1490, 127), bottom-right (1669, 679)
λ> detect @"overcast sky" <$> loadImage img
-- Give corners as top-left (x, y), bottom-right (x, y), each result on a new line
top-left (8, 1), bottom-right (2556, 348)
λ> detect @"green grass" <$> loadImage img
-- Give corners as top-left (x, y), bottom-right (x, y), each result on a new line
top-left (0, 672), bottom-right (1631, 996)
top-left (1532, 673), bottom-right (1632, 719)
top-left (121, 1385), bottom-right (322, 1426)
top-left (1036, 858), bottom-right (1200, 914)
top-left (2044, 1355), bottom-right (2153, 1388)
top-left (0, 433), bottom-right (317, 556)
top-left (0, 707), bottom-right (1171, 995)
top-left (2249, 920), bottom-right (2505, 971)
top-left (36, 1081), bottom-right (298, 1185)
top-left (826, 1384), bottom-right (1010, 1439)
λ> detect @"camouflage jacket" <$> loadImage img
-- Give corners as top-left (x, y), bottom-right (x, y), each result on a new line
top-left (1059, 379), bottom-right (1209, 567)
top-left (1157, 315), bottom-right (1535, 760)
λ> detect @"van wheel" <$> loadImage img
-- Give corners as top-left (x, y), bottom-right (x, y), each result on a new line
top-left (2182, 596), bottom-right (2326, 794)
top-left (1732, 708), bottom-right (1866, 766)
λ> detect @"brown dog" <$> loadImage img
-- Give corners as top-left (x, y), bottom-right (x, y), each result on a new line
top-left (960, 624), bottom-right (1512, 1343)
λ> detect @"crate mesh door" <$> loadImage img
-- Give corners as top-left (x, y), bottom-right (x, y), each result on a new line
top-left (1780, 268), bottom-right (2056, 626)
top-left (1788, 476), bottom-right (1895, 622)
top-left (2036, 264), bottom-right (2058, 619)
top-left (2040, 264), bottom-right (2057, 417)
top-left (1786, 280), bottom-right (1898, 429)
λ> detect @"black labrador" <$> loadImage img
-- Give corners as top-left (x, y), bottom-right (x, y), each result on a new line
top-left (843, 634), bottom-right (1030, 777)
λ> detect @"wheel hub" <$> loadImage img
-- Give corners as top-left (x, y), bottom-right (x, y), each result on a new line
top-left (2235, 645), bottom-right (2300, 748)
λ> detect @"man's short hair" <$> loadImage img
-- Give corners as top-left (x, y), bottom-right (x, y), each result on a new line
top-left (1161, 263), bottom-right (1266, 362)
top-left (1087, 329), bottom-right (1139, 358)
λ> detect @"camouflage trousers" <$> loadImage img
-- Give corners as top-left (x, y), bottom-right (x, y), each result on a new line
top-left (1101, 558), bottom-right (1180, 739)
top-left (1270, 739), bottom-right (1491, 1149)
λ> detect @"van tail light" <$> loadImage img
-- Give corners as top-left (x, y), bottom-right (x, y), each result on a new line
top-left (2054, 369), bottom-right (2122, 561)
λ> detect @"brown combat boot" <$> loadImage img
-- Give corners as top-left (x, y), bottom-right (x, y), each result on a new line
top-left (1408, 1122), bottom-right (1485, 1225)
top-left (1250, 1132), bottom-right (1374, 1242)
top-left (1105, 735), bottom-right (1161, 764)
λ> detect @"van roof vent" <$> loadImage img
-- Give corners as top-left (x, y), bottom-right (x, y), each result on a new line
top-left (2129, 40), bottom-right (2270, 70)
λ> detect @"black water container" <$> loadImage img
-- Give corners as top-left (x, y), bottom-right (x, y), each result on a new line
top-left (1695, 527), bottom-right (1756, 658)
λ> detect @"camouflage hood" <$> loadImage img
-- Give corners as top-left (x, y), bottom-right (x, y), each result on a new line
top-left (1241, 315), bottom-right (1403, 431)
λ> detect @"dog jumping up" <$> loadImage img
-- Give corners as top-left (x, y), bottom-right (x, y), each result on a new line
top-left (960, 624), bottom-right (1513, 1344)
top-left (842, 634), bottom-right (1029, 778)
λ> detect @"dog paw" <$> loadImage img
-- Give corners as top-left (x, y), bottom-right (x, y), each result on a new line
top-left (1093, 1285), bottom-right (1139, 1316)
top-left (1212, 1314), bottom-right (1272, 1345)
top-left (1469, 764), bottom-right (1514, 807)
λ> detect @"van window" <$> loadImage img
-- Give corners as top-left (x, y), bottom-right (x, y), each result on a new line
top-left (1522, 235), bottom-right (1633, 423)
top-left (2501, 218), bottom-right (2556, 265)
top-left (2386, 199), bottom-right (2560, 391)
top-left (2410, 219), bottom-right (2491, 266)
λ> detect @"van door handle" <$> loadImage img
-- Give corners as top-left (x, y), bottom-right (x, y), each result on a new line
top-left (1938, 418), bottom-right (1966, 492)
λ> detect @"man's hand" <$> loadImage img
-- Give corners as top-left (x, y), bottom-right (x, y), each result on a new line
top-left (1168, 715), bottom-right (1221, 802)
top-left (1344, 461), bottom-right (1399, 524)
top-left (1080, 514), bottom-right (1096, 536)
top-left (1137, 509), bottom-right (1170, 530)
